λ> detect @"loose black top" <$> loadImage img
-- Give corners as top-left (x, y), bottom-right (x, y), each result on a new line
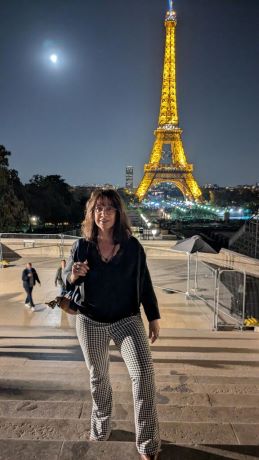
top-left (63, 236), bottom-right (160, 323)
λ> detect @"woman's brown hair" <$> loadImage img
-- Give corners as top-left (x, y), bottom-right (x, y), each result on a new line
top-left (81, 189), bottom-right (132, 244)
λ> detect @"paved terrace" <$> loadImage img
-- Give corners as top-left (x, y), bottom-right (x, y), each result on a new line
top-left (0, 240), bottom-right (259, 459)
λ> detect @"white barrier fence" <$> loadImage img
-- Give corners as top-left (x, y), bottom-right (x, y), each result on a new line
top-left (149, 249), bottom-right (257, 330)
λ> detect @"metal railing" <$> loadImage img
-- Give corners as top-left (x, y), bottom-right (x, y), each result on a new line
top-left (189, 255), bottom-right (218, 328)
top-left (0, 233), bottom-right (79, 239)
top-left (215, 269), bottom-right (246, 330)
top-left (150, 248), bottom-right (258, 330)
top-left (0, 233), bottom-right (79, 267)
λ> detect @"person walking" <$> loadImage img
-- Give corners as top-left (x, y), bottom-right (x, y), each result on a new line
top-left (54, 259), bottom-right (66, 295)
top-left (22, 262), bottom-right (40, 311)
top-left (63, 189), bottom-right (161, 460)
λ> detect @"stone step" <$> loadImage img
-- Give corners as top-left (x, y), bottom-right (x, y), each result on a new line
top-left (0, 375), bottom-right (259, 395)
top-left (1, 400), bottom-right (259, 424)
top-left (1, 325), bottom-right (258, 338)
top-left (1, 440), bottom-right (259, 460)
top-left (1, 385), bottom-right (259, 406)
top-left (2, 348), bottom-right (259, 363)
top-left (1, 323), bottom-right (259, 456)
top-left (1, 330), bottom-right (258, 348)
top-left (111, 349), bottom-right (259, 364)
top-left (1, 328), bottom-right (259, 349)
top-left (1, 366), bottom-right (259, 385)
top-left (1, 417), bottom-right (258, 444)
top-left (2, 333), bottom-right (259, 348)
top-left (2, 359), bottom-right (259, 378)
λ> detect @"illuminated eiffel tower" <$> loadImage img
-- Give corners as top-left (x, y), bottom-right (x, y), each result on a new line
top-left (136, 0), bottom-right (202, 202)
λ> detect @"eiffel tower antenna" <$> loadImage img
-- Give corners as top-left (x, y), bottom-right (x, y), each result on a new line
top-left (169, 0), bottom-right (174, 12)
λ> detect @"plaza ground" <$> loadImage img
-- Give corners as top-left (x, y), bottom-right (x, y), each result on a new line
top-left (0, 241), bottom-right (259, 459)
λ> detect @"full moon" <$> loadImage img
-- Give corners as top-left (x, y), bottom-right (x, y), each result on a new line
top-left (49, 54), bottom-right (58, 63)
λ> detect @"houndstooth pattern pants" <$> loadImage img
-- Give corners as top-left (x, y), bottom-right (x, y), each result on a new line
top-left (76, 313), bottom-right (160, 455)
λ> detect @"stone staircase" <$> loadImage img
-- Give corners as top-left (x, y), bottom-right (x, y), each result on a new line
top-left (0, 326), bottom-right (259, 460)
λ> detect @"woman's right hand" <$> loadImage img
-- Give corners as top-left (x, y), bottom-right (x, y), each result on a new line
top-left (70, 260), bottom-right (89, 283)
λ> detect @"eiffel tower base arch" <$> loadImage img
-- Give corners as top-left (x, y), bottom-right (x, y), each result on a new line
top-left (136, 169), bottom-right (202, 202)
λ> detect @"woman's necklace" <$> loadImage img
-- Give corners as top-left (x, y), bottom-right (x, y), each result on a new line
top-left (97, 241), bottom-right (116, 263)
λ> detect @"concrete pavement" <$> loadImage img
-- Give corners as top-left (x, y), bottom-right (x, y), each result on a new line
top-left (0, 249), bottom-right (214, 330)
top-left (0, 243), bottom-right (259, 459)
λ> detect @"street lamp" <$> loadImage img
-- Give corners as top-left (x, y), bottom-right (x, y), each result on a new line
top-left (30, 216), bottom-right (39, 225)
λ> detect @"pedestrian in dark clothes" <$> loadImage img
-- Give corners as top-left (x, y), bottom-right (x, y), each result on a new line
top-left (22, 262), bottom-right (40, 311)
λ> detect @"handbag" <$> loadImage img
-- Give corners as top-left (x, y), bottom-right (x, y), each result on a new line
top-left (46, 286), bottom-right (81, 315)
top-left (46, 239), bottom-right (89, 315)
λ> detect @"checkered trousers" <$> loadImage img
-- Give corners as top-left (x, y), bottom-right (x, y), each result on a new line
top-left (76, 313), bottom-right (160, 455)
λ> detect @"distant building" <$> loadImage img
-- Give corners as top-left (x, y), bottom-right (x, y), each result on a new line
top-left (125, 166), bottom-right (134, 189)
top-left (204, 184), bottom-right (220, 190)
top-left (70, 184), bottom-right (116, 201)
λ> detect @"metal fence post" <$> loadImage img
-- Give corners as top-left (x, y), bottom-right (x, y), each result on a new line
top-left (213, 269), bottom-right (219, 330)
top-left (242, 271), bottom-right (247, 330)
top-left (186, 252), bottom-right (190, 297)
top-left (194, 252), bottom-right (198, 293)
top-left (215, 270), bottom-right (221, 330)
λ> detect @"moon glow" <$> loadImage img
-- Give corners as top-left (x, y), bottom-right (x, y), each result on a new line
top-left (49, 54), bottom-right (58, 63)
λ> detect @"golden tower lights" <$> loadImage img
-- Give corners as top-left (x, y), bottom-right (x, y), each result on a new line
top-left (136, 1), bottom-right (202, 202)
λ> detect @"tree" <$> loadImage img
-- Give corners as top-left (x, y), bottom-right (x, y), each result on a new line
top-left (0, 145), bottom-right (11, 189)
top-left (0, 145), bottom-right (28, 232)
top-left (0, 145), bottom-right (10, 167)
top-left (0, 189), bottom-right (28, 231)
top-left (25, 174), bottom-right (81, 226)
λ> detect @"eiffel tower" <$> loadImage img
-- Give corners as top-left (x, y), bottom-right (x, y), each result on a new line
top-left (136, 0), bottom-right (202, 202)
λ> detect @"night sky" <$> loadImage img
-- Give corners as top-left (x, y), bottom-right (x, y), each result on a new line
top-left (1, 0), bottom-right (259, 188)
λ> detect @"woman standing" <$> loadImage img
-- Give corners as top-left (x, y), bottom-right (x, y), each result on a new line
top-left (63, 189), bottom-right (161, 460)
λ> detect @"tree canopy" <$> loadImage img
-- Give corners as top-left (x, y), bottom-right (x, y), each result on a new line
top-left (0, 145), bottom-right (28, 232)
top-left (25, 174), bottom-right (81, 225)
top-left (0, 146), bottom-right (85, 232)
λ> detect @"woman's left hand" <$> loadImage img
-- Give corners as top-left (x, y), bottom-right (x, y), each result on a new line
top-left (149, 319), bottom-right (160, 344)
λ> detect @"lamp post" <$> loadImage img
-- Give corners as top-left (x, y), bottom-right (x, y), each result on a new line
top-left (30, 216), bottom-right (39, 226)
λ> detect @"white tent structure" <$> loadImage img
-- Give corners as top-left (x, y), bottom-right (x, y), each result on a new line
top-left (173, 235), bottom-right (217, 254)
top-left (171, 235), bottom-right (218, 297)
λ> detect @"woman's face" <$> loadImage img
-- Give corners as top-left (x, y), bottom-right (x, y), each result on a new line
top-left (94, 197), bottom-right (117, 233)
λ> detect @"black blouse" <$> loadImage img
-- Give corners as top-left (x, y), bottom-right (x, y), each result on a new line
top-left (63, 236), bottom-right (160, 323)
